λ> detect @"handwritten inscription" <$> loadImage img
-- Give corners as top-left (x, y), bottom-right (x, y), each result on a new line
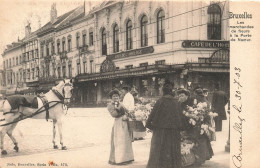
top-left (232, 67), bottom-right (245, 168)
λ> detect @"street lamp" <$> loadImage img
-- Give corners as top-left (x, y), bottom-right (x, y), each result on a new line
top-left (120, 80), bottom-right (123, 84)
top-left (94, 82), bottom-right (97, 87)
top-left (152, 76), bottom-right (156, 81)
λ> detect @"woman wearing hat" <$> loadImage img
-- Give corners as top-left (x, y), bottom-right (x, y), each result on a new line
top-left (107, 89), bottom-right (134, 165)
top-left (130, 90), bottom-right (146, 140)
top-left (146, 80), bottom-right (183, 168)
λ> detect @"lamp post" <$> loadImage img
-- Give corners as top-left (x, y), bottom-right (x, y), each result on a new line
top-left (225, 102), bottom-right (230, 152)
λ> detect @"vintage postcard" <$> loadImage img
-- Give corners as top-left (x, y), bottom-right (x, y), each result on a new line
top-left (0, 0), bottom-right (259, 168)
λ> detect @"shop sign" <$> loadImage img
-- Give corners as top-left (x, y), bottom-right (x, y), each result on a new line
top-left (182, 40), bottom-right (230, 48)
top-left (107, 46), bottom-right (154, 60)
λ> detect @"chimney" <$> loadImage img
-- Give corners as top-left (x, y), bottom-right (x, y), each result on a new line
top-left (50, 3), bottom-right (57, 23)
top-left (84, 1), bottom-right (92, 15)
top-left (25, 22), bottom-right (31, 37)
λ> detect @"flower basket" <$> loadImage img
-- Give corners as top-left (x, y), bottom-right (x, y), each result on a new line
top-left (181, 152), bottom-right (196, 167)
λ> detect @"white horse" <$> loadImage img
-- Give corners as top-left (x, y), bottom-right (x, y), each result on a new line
top-left (0, 79), bottom-right (73, 155)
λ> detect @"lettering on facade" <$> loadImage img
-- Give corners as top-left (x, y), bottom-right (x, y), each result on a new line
top-left (182, 40), bottom-right (230, 48)
top-left (107, 46), bottom-right (154, 60)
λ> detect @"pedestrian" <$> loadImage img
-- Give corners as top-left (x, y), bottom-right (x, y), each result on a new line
top-left (121, 84), bottom-right (135, 141)
top-left (146, 80), bottom-right (183, 168)
top-left (211, 83), bottom-right (229, 132)
top-left (107, 88), bottom-right (134, 165)
top-left (130, 90), bottom-right (146, 140)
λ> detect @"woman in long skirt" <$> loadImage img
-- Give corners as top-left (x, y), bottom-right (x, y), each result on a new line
top-left (107, 89), bottom-right (134, 165)
top-left (146, 80), bottom-right (183, 168)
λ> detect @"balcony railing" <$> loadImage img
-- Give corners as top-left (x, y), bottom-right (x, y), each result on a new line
top-left (59, 51), bottom-right (68, 60)
top-left (79, 45), bottom-right (89, 54)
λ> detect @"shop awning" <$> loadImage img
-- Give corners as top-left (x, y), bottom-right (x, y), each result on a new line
top-left (76, 64), bottom-right (173, 82)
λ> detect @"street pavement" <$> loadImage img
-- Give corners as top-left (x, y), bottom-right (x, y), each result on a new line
top-left (0, 108), bottom-right (229, 168)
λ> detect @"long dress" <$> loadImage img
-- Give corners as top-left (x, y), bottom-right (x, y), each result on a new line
top-left (146, 95), bottom-right (183, 168)
top-left (192, 96), bottom-right (214, 165)
top-left (107, 102), bottom-right (134, 165)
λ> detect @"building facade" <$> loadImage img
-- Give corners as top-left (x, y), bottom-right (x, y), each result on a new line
top-left (1, 0), bottom-right (230, 106)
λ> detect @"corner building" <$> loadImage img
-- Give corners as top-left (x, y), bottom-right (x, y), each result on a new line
top-left (1, 1), bottom-right (230, 107)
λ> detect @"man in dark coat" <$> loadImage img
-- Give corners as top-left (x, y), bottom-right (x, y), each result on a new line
top-left (211, 84), bottom-right (229, 132)
top-left (146, 80), bottom-right (183, 168)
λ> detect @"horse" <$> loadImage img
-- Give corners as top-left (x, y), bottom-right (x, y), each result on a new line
top-left (0, 79), bottom-right (73, 155)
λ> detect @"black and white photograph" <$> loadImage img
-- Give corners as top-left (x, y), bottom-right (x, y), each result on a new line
top-left (0, 0), bottom-right (259, 167)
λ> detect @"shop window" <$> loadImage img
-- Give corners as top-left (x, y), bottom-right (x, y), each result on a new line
top-left (208, 4), bottom-right (221, 40)
top-left (155, 60), bottom-right (165, 65)
top-left (101, 28), bottom-right (107, 55)
top-left (141, 15), bottom-right (148, 47)
top-left (113, 24), bottom-right (119, 53)
top-left (126, 20), bottom-right (132, 50)
top-left (157, 9), bottom-right (165, 44)
top-left (140, 62), bottom-right (148, 67)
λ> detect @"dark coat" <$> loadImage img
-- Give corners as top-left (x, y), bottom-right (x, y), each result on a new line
top-left (6, 95), bottom-right (38, 110)
top-left (211, 90), bottom-right (229, 120)
top-left (146, 95), bottom-right (183, 130)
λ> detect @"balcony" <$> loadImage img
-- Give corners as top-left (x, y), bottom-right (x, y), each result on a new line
top-left (79, 45), bottom-right (89, 54)
top-left (59, 51), bottom-right (68, 60)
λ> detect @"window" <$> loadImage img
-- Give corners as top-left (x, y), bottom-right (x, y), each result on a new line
top-left (140, 62), bottom-right (148, 67)
top-left (12, 58), bottom-right (14, 66)
top-left (16, 57), bottom-right (18, 65)
top-left (57, 40), bottom-right (60, 53)
top-left (68, 38), bottom-right (71, 52)
top-left (113, 24), bottom-right (119, 53)
top-left (36, 67), bottom-right (39, 78)
top-left (32, 50), bottom-right (34, 59)
top-left (51, 42), bottom-right (55, 54)
top-left (62, 39), bottom-right (66, 52)
top-left (208, 4), bottom-right (221, 40)
top-left (157, 10), bottom-right (165, 43)
top-left (68, 64), bottom-right (72, 77)
top-left (83, 61), bottom-right (87, 73)
top-left (19, 56), bottom-right (21, 64)
top-left (77, 63), bottom-right (81, 75)
top-left (52, 64), bottom-right (56, 77)
top-left (3, 61), bottom-right (5, 69)
top-left (89, 30), bottom-right (93, 46)
top-left (141, 15), bottom-right (148, 47)
top-left (57, 67), bottom-right (61, 78)
top-left (62, 65), bottom-right (66, 78)
top-left (155, 60), bottom-right (165, 65)
top-left (90, 60), bottom-right (93, 73)
top-left (126, 20), bottom-right (132, 50)
top-left (125, 65), bottom-right (133, 69)
top-left (6, 60), bottom-right (8, 68)
top-left (27, 69), bottom-right (30, 80)
top-left (102, 28), bottom-right (107, 55)
top-left (46, 64), bottom-right (50, 77)
top-left (76, 32), bottom-right (80, 48)
top-left (46, 43), bottom-right (50, 56)
top-left (9, 58), bottom-right (11, 67)
top-left (35, 49), bottom-right (38, 58)
top-left (32, 68), bottom-right (35, 80)
top-left (23, 70), bottom-right (26, 82)
top-left (82, 33), bottom-right (87, 46)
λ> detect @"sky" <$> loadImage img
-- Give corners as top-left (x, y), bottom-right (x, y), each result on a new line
top-left (0, 0), bottom-right (102, 68)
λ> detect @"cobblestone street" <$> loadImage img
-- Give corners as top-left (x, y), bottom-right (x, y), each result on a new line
top-left (0, 108), bottom-right (229, 168)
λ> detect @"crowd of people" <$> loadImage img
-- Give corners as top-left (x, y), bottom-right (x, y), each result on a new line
top-left (107, 80), bottom-right (229, 167)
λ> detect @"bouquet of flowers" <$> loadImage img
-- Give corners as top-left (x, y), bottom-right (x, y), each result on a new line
top-left (126, 98), bottom-right (155, 121)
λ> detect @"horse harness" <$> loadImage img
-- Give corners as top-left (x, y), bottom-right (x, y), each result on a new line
top-left (0, 89), bottom-right (67, 126)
